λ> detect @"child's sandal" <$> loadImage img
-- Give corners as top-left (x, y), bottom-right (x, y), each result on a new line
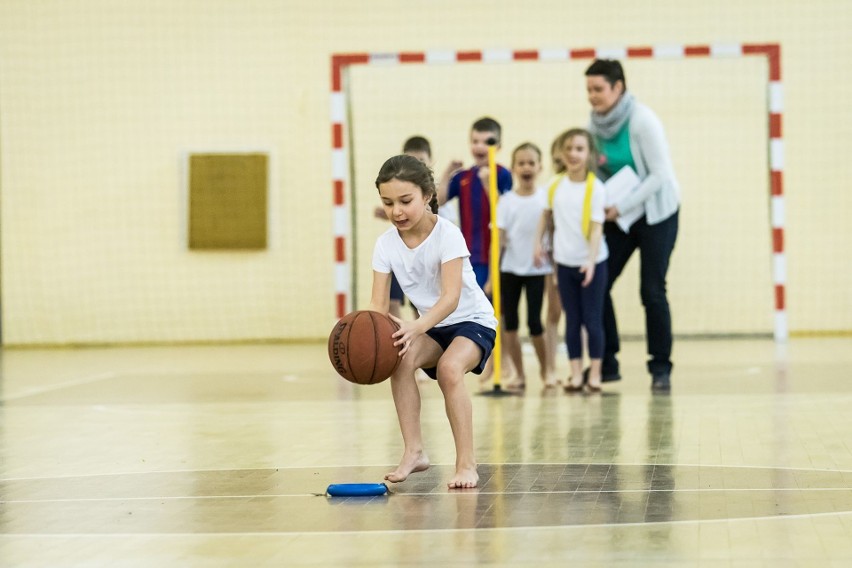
top-left (564, 376), bottom-right (584, 393)
top-left (586, 377), bottom-right (603, 393)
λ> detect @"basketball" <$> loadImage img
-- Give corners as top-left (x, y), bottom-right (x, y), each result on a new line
top-left (327, 310), bottom-right (401, 385)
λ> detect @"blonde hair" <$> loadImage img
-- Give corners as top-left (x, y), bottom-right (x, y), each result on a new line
top-left (550, 136), bottom-right (567, 174)
top-left (555, 128), bottom-right (598, 174)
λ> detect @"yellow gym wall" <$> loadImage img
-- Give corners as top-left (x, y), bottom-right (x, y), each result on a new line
top-left (0, 0), bottom-right (849, 345)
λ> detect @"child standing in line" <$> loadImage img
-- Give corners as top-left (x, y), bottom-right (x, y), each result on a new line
top-left (437, 117), bottom-right (513, 292)
top-left (368, 154), bottom-right (497, 489)
top-left (497, 143), bottom-right (554, 390)
top-left (535, 129), bottom-right (609, 393)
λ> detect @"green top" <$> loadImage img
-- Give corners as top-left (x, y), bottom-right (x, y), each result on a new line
top-left (597, 122), bottom-right (635, 181)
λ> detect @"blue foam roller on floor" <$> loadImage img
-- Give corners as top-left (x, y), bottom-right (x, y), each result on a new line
top-left (326, 483), bottom-right (389, 497)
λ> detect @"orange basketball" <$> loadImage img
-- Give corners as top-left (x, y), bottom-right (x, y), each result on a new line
top-left (328, 310), bottom-right (401, 385)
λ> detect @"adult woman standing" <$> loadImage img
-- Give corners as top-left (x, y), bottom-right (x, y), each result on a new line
top-left (585, 59), bottom-right (680, 392)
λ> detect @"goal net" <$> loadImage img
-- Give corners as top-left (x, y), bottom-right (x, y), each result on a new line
top-left (341, 52), bottom-right (775, 337)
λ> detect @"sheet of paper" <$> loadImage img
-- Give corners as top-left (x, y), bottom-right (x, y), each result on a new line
top-left (604, 166), bottom-right (643, 232)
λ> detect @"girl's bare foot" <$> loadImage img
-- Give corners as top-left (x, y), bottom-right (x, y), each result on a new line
top-left (385, 451), bottom-right (430, 483)
top-left (542, 372), bottom-right (560, 388)
top-left (448, 466), bottom-right (479, 489)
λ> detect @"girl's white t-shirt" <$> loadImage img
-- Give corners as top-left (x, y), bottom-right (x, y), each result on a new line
top-left (550, 176), bottom-right (609, 267)
top-left (496, 188), bottom-right (553, 276)
top-left (372, 216), bottom-right (497, 330)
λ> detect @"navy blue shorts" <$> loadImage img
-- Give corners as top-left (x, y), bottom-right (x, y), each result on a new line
top-left (421, 322), bottom-right (496, 380)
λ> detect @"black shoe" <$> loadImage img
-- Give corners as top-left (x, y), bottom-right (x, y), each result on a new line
top-left (602, 370), bottom-right (622, 383)
top-left (651, 372), bottom-right (671, 392)
top-left (583, 367), bottom-right (621, 384)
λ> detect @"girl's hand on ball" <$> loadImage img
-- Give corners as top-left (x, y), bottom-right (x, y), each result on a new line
top-left (392, 320), bottom-right (422, 357)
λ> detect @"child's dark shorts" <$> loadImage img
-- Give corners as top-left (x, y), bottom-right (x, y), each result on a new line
top-left (421, 322), bottom-right (497, 380)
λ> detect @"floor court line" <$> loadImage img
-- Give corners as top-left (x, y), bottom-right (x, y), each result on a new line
top-left (3, 510), bottom-right (852, 539)
top-left (3, 486), bottom-right (852, 504)
top-left (3, 460), bottom-right (851, 482)
top-left (0, 371), bottom-right (117, 402)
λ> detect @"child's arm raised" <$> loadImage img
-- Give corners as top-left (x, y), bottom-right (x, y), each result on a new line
top-left (366, 271), bottom-right (392, 314)
top-left (391, 257), bottom-right (463, 356)
top-left (437, 160), bottom-right (463, 206)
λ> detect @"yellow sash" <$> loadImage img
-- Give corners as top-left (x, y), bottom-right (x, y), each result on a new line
top-left (548, 172), bottom-right (595, 240)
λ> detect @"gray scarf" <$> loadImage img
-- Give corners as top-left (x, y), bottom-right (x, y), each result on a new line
top-left (590, 92), bottom-right (635, 140)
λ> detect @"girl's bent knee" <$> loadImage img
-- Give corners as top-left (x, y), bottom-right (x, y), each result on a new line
top-left (436, 361), bottom-right (465, 385)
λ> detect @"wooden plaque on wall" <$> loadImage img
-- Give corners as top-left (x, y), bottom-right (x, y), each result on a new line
top-left (188, 153), bottom-right (268, 250)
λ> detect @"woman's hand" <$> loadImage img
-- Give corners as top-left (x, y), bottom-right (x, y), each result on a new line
top-left (389, 314), bottom-right (423, 357)
top-left (604, 206), bottom-right (619, 221)
top-left (580, 261), bottom-right (596, 288)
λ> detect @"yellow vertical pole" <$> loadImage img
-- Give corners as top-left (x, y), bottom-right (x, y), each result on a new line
top-left (487, 142), bottom-right (501, 389)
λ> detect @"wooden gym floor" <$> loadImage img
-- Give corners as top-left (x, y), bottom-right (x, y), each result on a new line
top-left (1, 337), bottom-right (852, 566)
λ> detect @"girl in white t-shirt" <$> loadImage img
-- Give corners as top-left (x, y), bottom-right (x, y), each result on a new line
top-left (368, 154), bottom-right (497, 490)
top-left (496, 143), bottom-right (554, 390)
top-left (535, 129), bottom-right (609, 393)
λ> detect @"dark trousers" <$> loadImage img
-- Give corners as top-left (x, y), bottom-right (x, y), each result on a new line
top-left (557, 261), bottom-right (608, 360)
top-left (500, 273), bottom-right (546, 335)
top-left (603, 211), bottom-right (678, 375)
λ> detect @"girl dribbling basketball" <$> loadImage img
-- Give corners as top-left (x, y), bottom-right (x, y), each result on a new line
top-left (367, 154), bottom-right (497, 490)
